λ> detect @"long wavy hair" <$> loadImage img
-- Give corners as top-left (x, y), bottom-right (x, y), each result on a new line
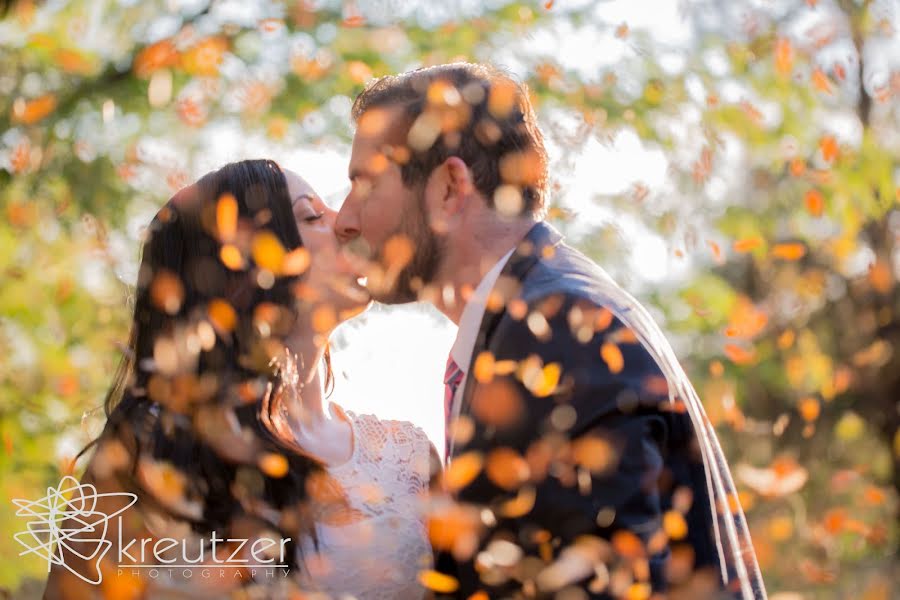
top-left (84, 159), bottom-right (329, 568)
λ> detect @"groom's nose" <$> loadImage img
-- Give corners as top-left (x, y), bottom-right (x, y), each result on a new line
top-left (335, 195), bottom-right (361, 244)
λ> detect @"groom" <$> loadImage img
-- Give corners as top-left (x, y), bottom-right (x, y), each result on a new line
top-left (336, 63), bottom-right (763, 598)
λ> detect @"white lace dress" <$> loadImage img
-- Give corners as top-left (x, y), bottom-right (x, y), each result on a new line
top-left (296, 411), bottom-right (435, 599)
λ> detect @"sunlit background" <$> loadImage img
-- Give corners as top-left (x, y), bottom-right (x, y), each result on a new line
top-left (2, 0), bottom-right (899, 597)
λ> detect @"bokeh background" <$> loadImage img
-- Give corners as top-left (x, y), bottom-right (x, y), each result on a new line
top-left (1, 0), bottom-right (898, 598)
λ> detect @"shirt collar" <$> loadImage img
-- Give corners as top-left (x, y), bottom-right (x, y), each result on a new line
top-left (449, 248), bottom-right (516, 372)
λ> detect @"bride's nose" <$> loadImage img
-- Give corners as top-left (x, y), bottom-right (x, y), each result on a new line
top-left (320, 205), bottom-right (339, 228)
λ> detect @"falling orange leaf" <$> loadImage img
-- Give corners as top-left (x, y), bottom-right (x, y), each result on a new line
top-left (443, 451), bottom-right (483, 492)
top-left (219, 244), bottom-right (245, 270)
top-left (485, 447), bottom-right (530, 490)
top-left (724, 298), bottom-right (768, 339)
top-left (572, 436), bottom-right (618, 474)
top-left (418, 571), bottom-right (459, 594)
top-left (472, 351), bottom-right (495, 384)
top-left (133, 39), bottom-right (178, 78)
top-left (804, 189), bottom-right (824, 216)
top-left (733, 237), bottom-right (763, 253)
top-left (150, 270), bottom-right (185, 315)
top-left (11, 94), bottom-right (57, 124)
top-left (181, 36), bottom-right (228, 76)
top-left (544, 0), bottom-right (555, 8)
top-left (594, 307), bottom-right (614, 332)
top-left (282, 247), bottom-right (311, 276)
top-left (868, 260), bottom-right (893, 294)
top-left (819, 135), bottom-right (838, 162)
top-left (615, 22), bottom-right (629, 39)
top-left (739, 100), bottom-right (763, 123)
top-left (383, 234), bottom-right (414, 269)
top-left (724, 343), bottom-right (757, 365)
top-left (777, 330), bottom-right (796, 349)
top-left (706, 239), bottom-right (724, 263)
top-left (823, 507), bottom-right (847, 534)
top-left (9, 140), bottom-right (31, 174)
top-left (811, 68), bottom-right (832, 93)
top-left (611, 530), bottom-right (645, 559)
top-left (311, 304), bottom-right (337, 333)
top-left (663, 510), bottom-right (689, 540)
top-left (863, 486), bottom-right (886, 506)
top-left (789, 158), bottom-right (806, 177)
top-left (208, 299), bottom-right (237, 333)
top-left (487, 79), bottom-right (518, 119)
top-left (774, 38), bottom-right (794, 76)
top-left (798, 397), bottom-right (820, 421)
top-left (600, 342), bottom-right (624, 373)
top-left (54, 48), bottom-right (95, 74)
top-left (259, 453), bottom-right (289, 478)
top-left (342, 14), bottom-right (366, 27)
top-left (216, 193), bottom-right (238, 242)
top-left (833, 62), bottom-right (846, 81)
top-left (771, 242), bottom-right (807, 261)
top-left (252, 231), bottom-right (286, 273)
top-left (472, 377), bottom-right (523, 428)
top-left (523, 362), bottom-right (561, 398)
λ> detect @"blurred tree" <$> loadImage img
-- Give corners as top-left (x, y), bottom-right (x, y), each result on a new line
top-left (513, 0), bottom-right (900, 594)
top-left (1, 0), bottom-right (897, 597)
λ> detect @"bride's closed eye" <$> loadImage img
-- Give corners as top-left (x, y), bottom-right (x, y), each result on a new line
top-left (293, 193), bottom-right (325, 222)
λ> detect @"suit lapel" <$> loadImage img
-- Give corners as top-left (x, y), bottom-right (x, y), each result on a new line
top-left (452, 222), bottom-right (563, 455)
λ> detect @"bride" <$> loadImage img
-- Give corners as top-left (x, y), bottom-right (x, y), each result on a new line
top-left (46, 159), bottom-right (438, 599)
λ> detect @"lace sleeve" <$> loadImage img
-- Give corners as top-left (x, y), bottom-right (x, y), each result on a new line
top-left (379, 417), bottom-right (433, 495)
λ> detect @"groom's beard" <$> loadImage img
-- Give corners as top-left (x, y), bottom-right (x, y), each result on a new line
top-left (373, 190), bottom-right (444, 305)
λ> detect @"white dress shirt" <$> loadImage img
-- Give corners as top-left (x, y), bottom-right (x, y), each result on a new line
top-left (446, 248), bottom-right (515, 458)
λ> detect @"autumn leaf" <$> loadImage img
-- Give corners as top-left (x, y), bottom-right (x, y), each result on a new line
top-left (600, 342), bottom-right (624, 373)
top-left (181, 36), bottom-right (228, 76)
top-left (819, 135), bottom-right (839, 162)
top-left (804, 189), bottom-right (824, 216)
top-left (733, 237), bottom-right (763, 253)
top-left (774, 38), bottom-right (794, 76)
top-left (11, 94), bottom-right (57, 124)
top-left (134, 39), bottom-right (178, 78)
top-left (771, 242), bottom-right (807, 261)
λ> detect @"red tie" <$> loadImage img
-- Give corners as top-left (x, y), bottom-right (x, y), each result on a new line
top-left (443, 355), bottom-right (465, 462)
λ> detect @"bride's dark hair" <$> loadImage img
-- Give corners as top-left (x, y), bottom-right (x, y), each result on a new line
top-left (83, 159), bottom-right (328, 567)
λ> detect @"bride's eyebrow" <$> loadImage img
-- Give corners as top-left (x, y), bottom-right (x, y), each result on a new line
top-left (291, 193), bottom-right (316, 207)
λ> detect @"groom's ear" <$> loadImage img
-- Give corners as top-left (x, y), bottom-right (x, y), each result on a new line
top-left (424, 156), bottom-right (475, 234)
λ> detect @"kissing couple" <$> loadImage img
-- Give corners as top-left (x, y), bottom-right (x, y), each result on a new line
top-left (47, 63), bottom-right (766, 599)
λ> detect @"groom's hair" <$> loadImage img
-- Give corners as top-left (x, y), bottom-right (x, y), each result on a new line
top-left (351, 62), bottom-right (548, 217)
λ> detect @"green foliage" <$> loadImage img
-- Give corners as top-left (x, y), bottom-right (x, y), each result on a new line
top-left (1, 0), bottom-right (898, 597)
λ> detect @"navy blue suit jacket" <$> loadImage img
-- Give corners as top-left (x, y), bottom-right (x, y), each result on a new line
top-left (437, 222), bottom-right (720, 598)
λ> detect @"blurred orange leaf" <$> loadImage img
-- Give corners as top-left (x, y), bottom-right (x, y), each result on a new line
top-left (819, 135), bottom-right (838, 162)
top-left (134, 39), bottom-right (178, 78)
top-left (417, 570), bottom-right (459, 593)
top-left (811, 68), bottom-right (832, 93)
top-left (771, 242), bottom-right (807, 260)
top-left (11, 94), bottom-right (57, 124)
top-left (733, 237), bottom-right (763, 253)
top-left (600, 342), bottom-right (624, 373)
top-left (774, 38), bottom-right (794, 76)
top-left (804, 189), bottom-right (824, 216)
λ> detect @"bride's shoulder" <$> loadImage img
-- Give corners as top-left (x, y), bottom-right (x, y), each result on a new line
top-left (345, 411), bottom-right (431, 453)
